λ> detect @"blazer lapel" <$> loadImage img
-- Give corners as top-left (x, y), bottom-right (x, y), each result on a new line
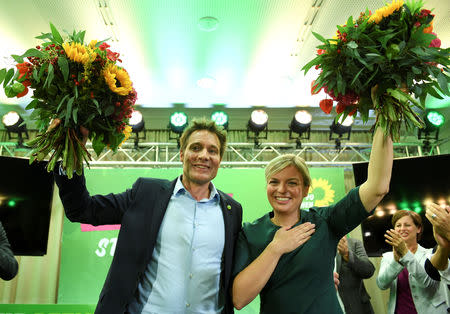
top-left (218, 191), bottom-right (234, 285)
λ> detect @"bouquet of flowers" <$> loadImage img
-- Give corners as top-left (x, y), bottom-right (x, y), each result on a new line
top-left (302, 0), bottom-right (449, 140)
top-left (0, 23), bottom-right (137, 178)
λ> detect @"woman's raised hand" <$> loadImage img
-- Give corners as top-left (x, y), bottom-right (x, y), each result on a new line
top-left (269, 222), bottom-right (315, 255)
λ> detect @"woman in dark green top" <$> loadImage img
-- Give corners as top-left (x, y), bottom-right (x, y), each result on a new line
top-left (232, 127), bottom-right (393, 314)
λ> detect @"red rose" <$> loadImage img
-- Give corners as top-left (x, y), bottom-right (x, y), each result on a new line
top-left (99, 42), bottom-right (110, 51)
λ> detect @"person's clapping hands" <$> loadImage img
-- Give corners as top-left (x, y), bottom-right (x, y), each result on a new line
top-left (426, 203), bottom-right (450, 242)
top-left (384, 229), bottom-right (408, 262)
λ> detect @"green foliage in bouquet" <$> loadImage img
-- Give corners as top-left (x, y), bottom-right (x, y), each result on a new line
top-left (0, 23), bottom-right (137, 178)
top-left (302, 0), bottom-right (449, 140)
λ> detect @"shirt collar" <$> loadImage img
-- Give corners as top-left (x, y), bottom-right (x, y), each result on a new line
top-left (173, 175), bottom-right (220, 202)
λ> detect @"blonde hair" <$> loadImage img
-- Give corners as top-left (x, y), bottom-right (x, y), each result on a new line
top-left (265, 154), bottom-right (311, 187)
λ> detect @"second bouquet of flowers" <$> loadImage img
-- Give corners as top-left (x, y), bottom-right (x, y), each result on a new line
top-left (0, 23), bottom-right (137, 178)
top-left (303, 0), bottom-right (449, 140)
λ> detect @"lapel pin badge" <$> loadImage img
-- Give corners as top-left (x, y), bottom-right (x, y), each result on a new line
top-left (227, 204), bottom-right (231, 210)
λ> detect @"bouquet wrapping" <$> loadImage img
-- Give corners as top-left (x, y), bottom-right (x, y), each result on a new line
top-left (302, 0), bottom-right (449, 139)
top-left (0, 23), bottom-right (137, 178)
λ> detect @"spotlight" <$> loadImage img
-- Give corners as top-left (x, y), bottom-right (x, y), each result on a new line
top-left (1, 111), bottom-right (28, 147)
top-left (211, 111), bottom-right (228, 130)
top-left (247, 109), bottom-right (268, 147)
top-left (425, 111), bottom-right (445, 129)
top-left (248, 110), bottom-right (268, 132)
top-left (169, 112), bottom-right (188, 134)
top-left (168, 112), bottom-right (188, 147)
top-left (418, 110), bottom-right (445, 153)
top-left (329, 115), bottom-right (353, 150)
top-left (128, 110), bottom-right (146, 148)
top-left (129, 110), bottom-right (145, 133)
top-left (289, 110), bottom-right (311, 148)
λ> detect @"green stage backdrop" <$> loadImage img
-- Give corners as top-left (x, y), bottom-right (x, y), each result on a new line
top-left (57, 167), bottom-right (345, 313)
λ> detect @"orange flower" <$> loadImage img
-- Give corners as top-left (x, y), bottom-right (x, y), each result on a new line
top-left (423, 21), bottom-right (433, 33)
top-left (16, 62), bottom-right (32, 79)
top-left (319, 99), bottom-right (333, 114)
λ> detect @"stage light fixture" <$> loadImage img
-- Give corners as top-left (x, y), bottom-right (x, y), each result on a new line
top-left (211, 111), bottom-right (229, 130)
top-left (129, 110), bottom-right (145, 133)
top-left (168, 112), bottom-right (188, 148)
top-left (128, 110), bottom-right (146, 148)
top-left (425, 111), bottom-right (444, 128)
top-left (329, 115), bottom-right (354, 150)
top-left (289, 110), bottom-right (312, 149)
top-left (247, 109), bottom-right (268, 147)
top-left (248, 110), bottom-right (268, 132)
top-left (418, 110), bottom-right (445, 153)
top-left (169, 112), bottom-right (188, 134)
top-left (1, 111), bottom-right (29, 147)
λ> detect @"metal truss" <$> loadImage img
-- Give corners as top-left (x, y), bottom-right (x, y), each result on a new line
top-left (0, 140), bottom-right (443, 168)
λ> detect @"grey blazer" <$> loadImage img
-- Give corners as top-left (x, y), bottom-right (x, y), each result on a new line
top-left (336, 237), bottom-right (375, 314)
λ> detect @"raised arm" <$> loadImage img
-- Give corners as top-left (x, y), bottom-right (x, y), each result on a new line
top-left (359, 127), bottom-right (393, 212)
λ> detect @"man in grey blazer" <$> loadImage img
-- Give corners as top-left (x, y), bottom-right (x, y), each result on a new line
top-left (54, 118), bottom-right (243, 314)
top-left (336, 235), bottom-right (375, 314)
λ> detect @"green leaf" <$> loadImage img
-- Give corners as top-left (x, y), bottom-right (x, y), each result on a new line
top-left (351, 67), bottom-right (364, 86)
top-left (91, 98), bottom-right (101, 114)
top-left (35, 32), bottom-right (53, 41)
top-left (72, 107), bottom-right (79, 124)
top-left (424, 85), bottom-right (444, 99)
top-left (346, 16), bottom-right (354, 28)
top-left (104, 105), bottom-right (115, 116)
top-left (92, 133), bottom-right (105, 156)
top-left (64, 97), bottom-right (74, 127)
top-left (57, 57), bottom-right (69, 82)
top-left (79, 30), bottom-right (86, 43)
top-left (57, 94), bottom-right (70, 112)
top-left (0, 68), bottom-right (6, 84)
top-left (11, 54), bottom-right (24, 63)
top-left (336, 72), bottom-right (345, 95)
top-left (22, 48), bottom-right (46, 59)
top-left (301, 56), bottom-right (321, 74)
top-left (38, 63), bottom-right (48, 80)
top-left (411, 66), bottom-right (421, 74)
top-left (48, 84), bottom-right (58, 95)
top-left (32, 68), bottom-right (39, 83)
top-left (347, 41), bottom-right (358, 49)
top-left (311, 31), bottom-right (327, 43)
top-left (50, 23), bottom-right (63, 44)
top-left (44, 63), bottom-right (54, 88)
top-left (25, 99), bottom-right (39, 110)
top-left (3, 68), bottom-right (15, 88)
top-left (437, 72), bottom-right (450, 96)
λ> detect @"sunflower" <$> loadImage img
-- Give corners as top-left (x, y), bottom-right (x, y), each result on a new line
top-left (310, 178), bottom-right (335, 207)
top-left (62, 42), bottom-right (96, 64)
top-left (119, 125), bottom-right (133, 147)
top-left (103, 63), bottom-right (133, 96)
top-left (369, 0), bottom-right (404, 23)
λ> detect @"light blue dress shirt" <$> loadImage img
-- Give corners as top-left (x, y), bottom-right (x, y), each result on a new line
top-left (127, 176), bottom-right (225, 314)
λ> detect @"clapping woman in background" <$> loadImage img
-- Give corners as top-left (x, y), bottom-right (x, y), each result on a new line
top-left (376, 210), bottom-right (448, 313)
